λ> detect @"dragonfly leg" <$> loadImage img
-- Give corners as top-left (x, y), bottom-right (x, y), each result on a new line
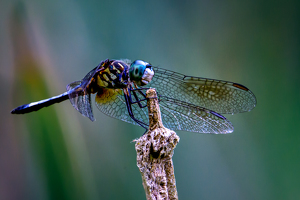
top-left (123, 88), bottom-right (149, 131)
top-left (131, 90), bottom-right (147, 108)
top-left (129, 85), bottom-right (151, 109)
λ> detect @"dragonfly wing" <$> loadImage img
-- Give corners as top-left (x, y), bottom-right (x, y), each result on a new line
top-left (95, 87), bottom-right (232, 133)
top-left (67, 81), bottom-right (95, 121)
top-left (65, 62), bottom-right (108, 121)
top-left (158, 96), bottom-right (233, 134)
top-left (95, 88), bottom-right (149, 126)
top-left (149, 67), bottom-right (256, 114)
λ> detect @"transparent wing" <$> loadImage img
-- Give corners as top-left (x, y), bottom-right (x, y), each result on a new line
top-left (67, 81), bottom-right (95, 121)
top-left (95, 88), bottom-right (233, 134)
top-left (95, 88), bottom-right (149, 126)
top-left (148, 67), bottom-right (257, 114)
top-left (158, 96), bottom-right (233, 134)
top-left (65, 64), bottom-right (106, 121)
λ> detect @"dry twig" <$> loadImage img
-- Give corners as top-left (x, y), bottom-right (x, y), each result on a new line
top-left (134, 88), bottom-right (180, 200)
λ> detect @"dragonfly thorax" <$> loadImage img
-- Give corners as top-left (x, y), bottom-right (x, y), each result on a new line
top-left (88, 60), bottom-right (130, 90)
top-left (129, 60), bottom-right (154, 86)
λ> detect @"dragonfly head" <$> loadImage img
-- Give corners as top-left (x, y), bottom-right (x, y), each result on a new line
top-left (129, 60), bottom-right (154, 86)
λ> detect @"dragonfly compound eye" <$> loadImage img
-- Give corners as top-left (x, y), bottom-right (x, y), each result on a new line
top-left (129, 60), bottom-right (153, 86)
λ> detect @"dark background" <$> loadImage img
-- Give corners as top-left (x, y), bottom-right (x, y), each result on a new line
top-left (1, 0), bottom-right (299, 199)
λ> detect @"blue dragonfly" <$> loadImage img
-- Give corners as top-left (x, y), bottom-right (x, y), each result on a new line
top-left (11, 59), bottom-right (256, 134)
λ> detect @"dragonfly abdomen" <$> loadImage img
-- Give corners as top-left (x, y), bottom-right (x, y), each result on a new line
top-left (11, 92), bottom-right (69, 114)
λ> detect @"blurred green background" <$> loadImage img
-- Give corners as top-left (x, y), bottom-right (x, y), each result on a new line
top-left (1, 0), bottom-right (299, 200)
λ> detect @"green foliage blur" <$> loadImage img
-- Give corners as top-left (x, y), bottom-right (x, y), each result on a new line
top-left (1, 0), bottom-right (299, 200)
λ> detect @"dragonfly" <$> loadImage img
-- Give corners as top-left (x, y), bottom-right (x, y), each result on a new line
top-left (11, 59), bottom-right (256, 134)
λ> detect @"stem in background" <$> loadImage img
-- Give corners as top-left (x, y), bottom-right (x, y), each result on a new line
top-left (134, 88), bottom-right (180, 200)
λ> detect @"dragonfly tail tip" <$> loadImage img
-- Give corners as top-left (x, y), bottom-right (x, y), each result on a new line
top-left (10, 105), bottom-right (25, 114)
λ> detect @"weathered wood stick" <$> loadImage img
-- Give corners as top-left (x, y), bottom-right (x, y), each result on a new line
top-left (135, 88), bottom-right (180, 200)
